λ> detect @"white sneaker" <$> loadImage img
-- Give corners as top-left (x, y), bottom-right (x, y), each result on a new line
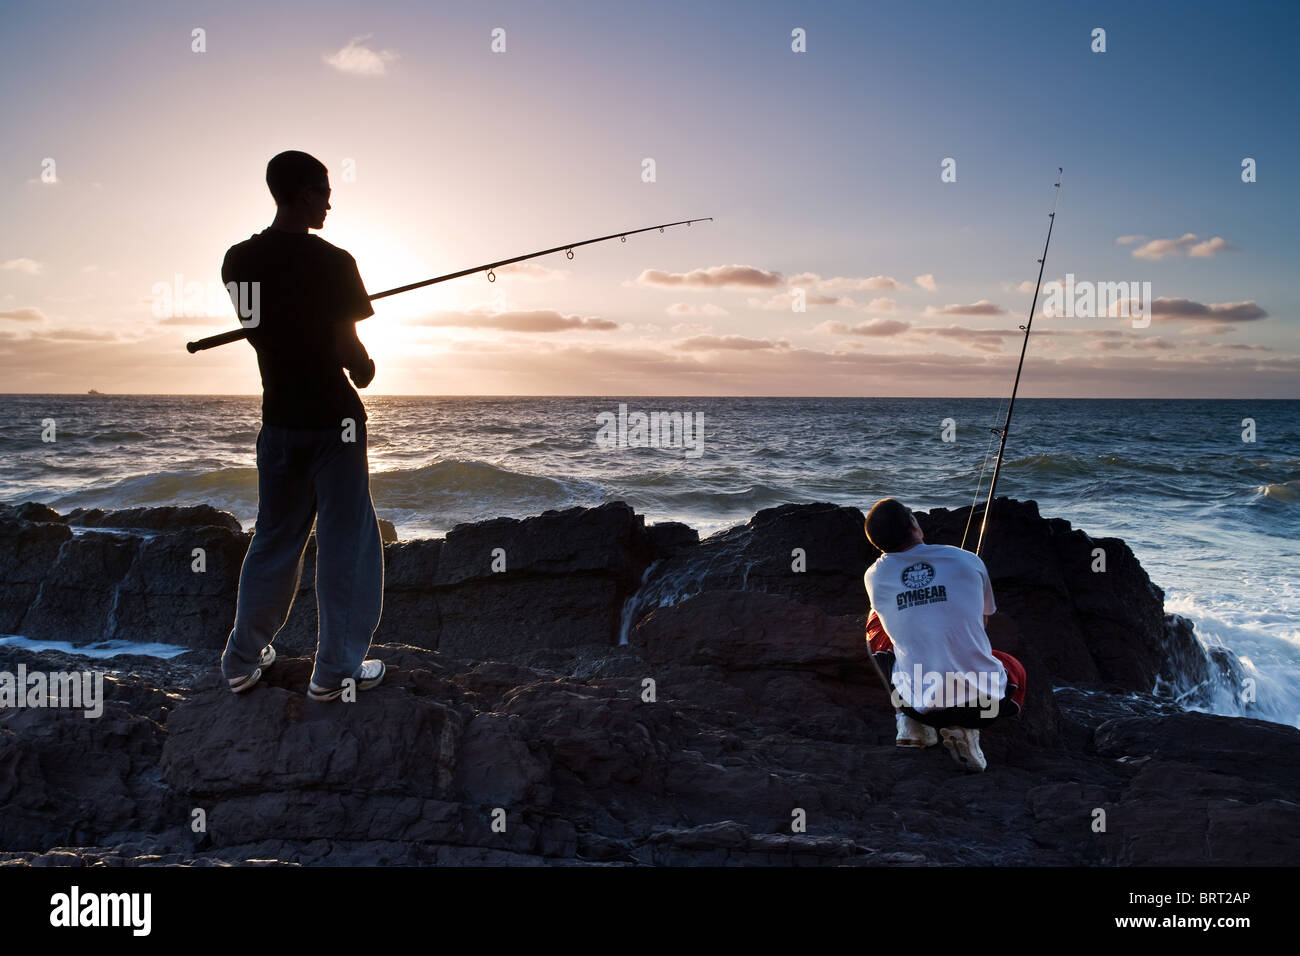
top-left (227, 645), bottom-right (276, 694)
top-left (940, 727), bottom-right (987, 772)
top-left (895, 713), bottom-right (939, 748)
top-left (307, 659), bottom-right (387, 701)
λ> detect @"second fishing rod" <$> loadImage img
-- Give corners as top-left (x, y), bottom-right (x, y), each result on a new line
top-left (186, 217), bottom-right (714, 353)
top-left (961, 168), bottom-right (1063, 556)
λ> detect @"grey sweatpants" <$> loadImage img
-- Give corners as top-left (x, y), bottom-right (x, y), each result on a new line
top-left (221, 422), bottom-right (384, 689)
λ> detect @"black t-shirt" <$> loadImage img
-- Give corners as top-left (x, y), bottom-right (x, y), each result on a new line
top-left (222, 229), bottom-right (374, 428)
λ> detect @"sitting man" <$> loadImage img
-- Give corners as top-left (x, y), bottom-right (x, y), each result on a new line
top-left (862, 498), bottom-right (1026, 772)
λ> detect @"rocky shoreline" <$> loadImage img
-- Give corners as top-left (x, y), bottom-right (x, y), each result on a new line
top-left (1, 497), bottom-right (1295, 866)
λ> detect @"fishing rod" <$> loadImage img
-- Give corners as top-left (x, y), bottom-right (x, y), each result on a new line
top-left (185, 217), bottom-right (714, 353)
top-left (961, 169), bottom-right (1063, 556)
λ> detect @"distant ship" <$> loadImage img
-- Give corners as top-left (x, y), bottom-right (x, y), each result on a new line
top-left (87, 389), bottom-right (104, 395)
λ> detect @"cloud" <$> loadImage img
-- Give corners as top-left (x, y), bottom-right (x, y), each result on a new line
top-left (818, 319), bottom-right (910, 337)
top-left (636, 264), bottom-right (783, 290)
top-left (864, 297), bottom-right (896, 312)
top-left (924, 300), bottom-right (1006, 316)
top-left (0, 307), bottom-right (45, 322)
top-left (666, 302), bottom-right (729, 316)
top-left (323, 35), bottom-right (399, 76)
top-left (911, 325), bottom-right (1020, 352)
top-left (916, 325), bottom-right (1179, 353)
top-left (157, 314), bottom-right (229, 326)
top-left (914, 325), bottom-right (1019, 341)
top-left (13, 325), bottom-right (1288, 397)
top-left (748, 292), bottom-right (853, 310)
top-left (1130, 233), bottom-right (1230, 260)
top-left (353, 337), bottom-right (1300, 399)
top-left (1115, 235), bottom-right (1144, 246)
top-left (1023, 330), bottom-right (1125, 345)
top-left (493, 262), bottom-right (569, 281)
top-left (788, 271), bottom-right (901, 292)
top-left (1003, 278), bottom-right (1066, 296)
top-left (1214, 342), bottom-right (1273, 352)
top-left (1, 258), bottom-right (43, 275)
top-left (0, 328), bottom-right (213, 394)
top-left (1151, 298), bottom-right (1267, 323)
top-left (676, 335), bottom-right (790, 351)
top-left (409, 309), bottom-right (618, 332)
top-left (811, 274), bottom-right (901, 292)
top-left (1131, 337), bottom-right (1177, 351)
top-left (914, 274), bottom-right (937, 292)
top-left (1189, 237), bottom-right (1228, 257)
top-left (639, 266), bottom-right (906, 305)
top-left (40, 328), bottom-right (119, 342)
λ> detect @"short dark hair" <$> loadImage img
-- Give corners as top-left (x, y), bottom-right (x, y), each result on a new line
top-left (265, 150), bottom-right (328, 205)
top-left (865, 498), bottom-right (915, 553)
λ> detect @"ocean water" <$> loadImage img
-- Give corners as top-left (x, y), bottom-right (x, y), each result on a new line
top-left (2, 394), bottom-right (1297, 725)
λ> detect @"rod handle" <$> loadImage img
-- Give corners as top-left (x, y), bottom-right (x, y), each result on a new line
top-left (186, 328), bottom-right (251, 353)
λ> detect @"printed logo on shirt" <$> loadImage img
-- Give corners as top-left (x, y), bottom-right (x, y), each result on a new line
top-left (898, 561), bottom-right (946, 609)
top-left (901, 563), bottom-right (935, 588)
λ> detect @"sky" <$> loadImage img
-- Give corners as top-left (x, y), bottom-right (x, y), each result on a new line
top-left (2, 0), bottom-right (1298, 397)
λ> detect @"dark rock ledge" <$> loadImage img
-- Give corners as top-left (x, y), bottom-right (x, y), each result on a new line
top-left (1, 498), bottom-right (1294, 866)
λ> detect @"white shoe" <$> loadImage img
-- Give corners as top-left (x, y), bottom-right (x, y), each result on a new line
top-left (895, 713), bottom-right (938, 748)
top-left (227, 645), bottom-right (276, 694)
top-left (941, 727), bottom-right (987, 772)
top-left (307, 659), bottom-right (387, 701)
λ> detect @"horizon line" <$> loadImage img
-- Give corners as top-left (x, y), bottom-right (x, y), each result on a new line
top-left (4, 393), bottom-right (1298, 401)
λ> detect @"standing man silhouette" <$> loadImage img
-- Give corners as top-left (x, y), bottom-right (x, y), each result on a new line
top-left (219, 150), bottom-right (386, 701)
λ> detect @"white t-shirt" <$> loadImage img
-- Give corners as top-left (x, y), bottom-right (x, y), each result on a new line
top-left (863, 542), bottom-right (1005, 711)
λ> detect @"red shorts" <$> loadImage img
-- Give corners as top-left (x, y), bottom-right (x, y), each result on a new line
top-left (991, 649), bottom-right (1027, 710)
top-left (867, 610), bottom-right (1027, 710)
